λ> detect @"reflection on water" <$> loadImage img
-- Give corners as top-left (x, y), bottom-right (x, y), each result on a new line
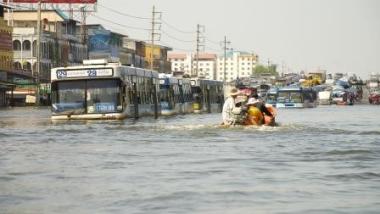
top-left (0, 105), bottom-right (380, 213)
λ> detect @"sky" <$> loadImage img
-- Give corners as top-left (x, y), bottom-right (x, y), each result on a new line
top-left (87, 0), bottom-right (380, 79)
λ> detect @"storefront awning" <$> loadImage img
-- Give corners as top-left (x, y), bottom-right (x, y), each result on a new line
top-left (0, 81), bottom-right (16, 89)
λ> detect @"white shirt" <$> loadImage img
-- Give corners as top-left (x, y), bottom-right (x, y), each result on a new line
top-left (222, 97), bottom-right (235, 125)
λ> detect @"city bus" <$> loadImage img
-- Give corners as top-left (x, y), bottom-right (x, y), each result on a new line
top-left (276, 86), bottom-right (317, 108)
top-left (178, 78), bottom-right (194, 114)
top-left (158, 74), bottom-right (180, 116)
top-left (191, 78), bottom-right (224, 113)
top-left (265, 87), bottom-right (278, 107)
top-left (50, 59), bottom-right (160, 120)
top-left (158, 74), bottom-right (193, 115)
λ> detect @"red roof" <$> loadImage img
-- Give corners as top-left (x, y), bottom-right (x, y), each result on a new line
top-left (168, 52), bottom-right (187, 59)
top-left (197, 53), bottom-right (217, 60)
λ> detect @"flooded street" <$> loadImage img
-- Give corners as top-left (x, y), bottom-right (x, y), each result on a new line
top-left (1, 106), bottom-right (380, 213)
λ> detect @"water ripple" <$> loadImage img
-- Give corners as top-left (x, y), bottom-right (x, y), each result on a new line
top-left (327, 172), bottom-right (380, 181)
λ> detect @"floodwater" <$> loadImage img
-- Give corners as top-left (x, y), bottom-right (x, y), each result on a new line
top-left (0, 105), bottom-right (379, 214)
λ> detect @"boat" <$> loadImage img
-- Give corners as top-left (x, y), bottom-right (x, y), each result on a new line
top-left (369, 89), bottom-right (380, 104)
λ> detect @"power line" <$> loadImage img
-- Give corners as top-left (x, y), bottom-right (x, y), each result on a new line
top-left (162, 30), bottom-right (194, 43)
top-left (97, 3), bottom-right (150, 20)
top-left (194, 24), bottom-right (205, 77)
top-left (161, 19), bottom-right (194, 34)
top-left (99, 3), bottom-right (195, 38)
top-left (205, 38), bottom-right (220, 46)
top-left (222, 36), bottom-right (231, 83)
top-left (206, 46), bottom-right (222, 53)
top-left (150, 6), bottom-right (162, 70)
top-left (160, 40), bottom-right (193, 52)
top-left (91, 14), bottom-right (150, 31)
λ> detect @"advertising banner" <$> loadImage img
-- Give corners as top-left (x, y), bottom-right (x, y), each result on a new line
top-left (88, 30), bottom-right (111, 52)
top-left (12, 0), bottom-right (96, 4)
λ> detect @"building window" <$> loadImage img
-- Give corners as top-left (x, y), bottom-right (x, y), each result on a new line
top-left (22, 40), bottom-right (31, 51)
top-left (23, 61), bottom-right (32, 70)
top-left (33, 62), bottom-right (37, 72)
top-left (13, 40), bottom-right (21, 51)
top-left (13, 61), bottom-right (22, 70)
top-left (32, 40), bottom-right (37, 57)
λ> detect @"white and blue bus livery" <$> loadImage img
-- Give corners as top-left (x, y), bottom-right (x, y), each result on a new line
top-left (51, 59), bottom-right (160, 120)
top-left (276, 86), bottom-right (317, 108)
top-left (191, 78), bottom-right (224, 113)
top-left (158, 74), bottom-right (193, 116)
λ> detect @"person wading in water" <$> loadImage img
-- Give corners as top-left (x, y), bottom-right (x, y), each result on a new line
top-left (222, 88), bottom-right (242, 125)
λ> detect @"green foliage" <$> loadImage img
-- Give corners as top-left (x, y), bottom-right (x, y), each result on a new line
top-left (254, 64), bottom-right (278, 76)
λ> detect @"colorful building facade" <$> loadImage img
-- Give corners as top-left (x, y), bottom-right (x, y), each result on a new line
top-left (0, 3), bottom-right (14, 107)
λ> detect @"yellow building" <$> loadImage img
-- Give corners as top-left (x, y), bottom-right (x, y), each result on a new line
top-left (0, 3), bottom-right (14, 107)
top-left (0, 11), bottom-right (12, 72)
top-left (144, 44), bottom-right (172, 73)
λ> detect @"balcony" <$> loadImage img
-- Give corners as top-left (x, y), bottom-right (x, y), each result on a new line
top-left (13, 51), bottom-right (34, 59)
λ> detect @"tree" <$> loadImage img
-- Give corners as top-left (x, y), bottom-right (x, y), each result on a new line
top-left (253, 64), bottom-right (278, 76)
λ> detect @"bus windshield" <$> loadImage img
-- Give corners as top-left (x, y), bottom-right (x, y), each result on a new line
top-left (52, 80), bottom-right (86, 115)
top-left (277, 91), bottom-right (302, 103)
top-left (266, 94), bottom-right (277, 103)
top-left (52, 79), bottom-right (122, 115)
top-left (159, 88), bottom-right (174, 109)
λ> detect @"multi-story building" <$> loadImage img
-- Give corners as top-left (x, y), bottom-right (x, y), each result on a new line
top-left (216, 51), bottom-right (257, 82)
top-left (193, 53), bottom-right (217, 79)
top-left (5, 10), bottom-right (87, 83)
top-left (168, 52), bottom-right (217, 79)
top-left (122, 37), bottom-right (145, 68)
top-left (0, 3), bottom-right (14, 107)
top-left (168, 52), bottom-right (192, 76)
top-left (4, 9), bottom-right (87, 105)
top-left (87, 24), bottom-right (129, 64)
top-left (144, 44), bottom-right (172, 73)
top-left (87, 25), bottom-right (171, 73)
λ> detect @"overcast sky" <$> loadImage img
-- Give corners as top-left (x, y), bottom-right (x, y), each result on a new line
top-left (87, 0), bottom-right (380, 78)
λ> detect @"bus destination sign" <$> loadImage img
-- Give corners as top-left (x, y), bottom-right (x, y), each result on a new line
top-left (57, 68), bottom-right (113, 79)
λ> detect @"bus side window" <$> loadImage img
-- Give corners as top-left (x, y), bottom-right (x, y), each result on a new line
top-left (122, 85), bottom-right (126, 105)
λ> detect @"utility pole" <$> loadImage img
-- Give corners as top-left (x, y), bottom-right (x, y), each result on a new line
top-left (251, 52), bottom-right (255, 76)
top-left (222, 36), bottom-right (231, 83)
top-left (35, 0), bottom-right (42, 106)
top-left (267, 58), bottom-right (270, 73)
top-left (150, 6), bottom-right (161, 71)
top-left (80, 6), bottom-right (88, 59)
top-left (6, 0), bottom-right (13, 26)
top-left (194, 24), bottom-right (205, 77)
